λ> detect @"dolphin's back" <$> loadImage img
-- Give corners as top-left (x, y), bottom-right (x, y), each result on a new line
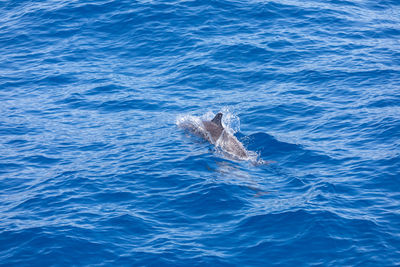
top-left (177, 113), bottom-right (249, 160)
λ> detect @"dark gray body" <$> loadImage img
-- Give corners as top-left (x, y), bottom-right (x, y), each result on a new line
top-left (178, 112), bottom-right (249, 159)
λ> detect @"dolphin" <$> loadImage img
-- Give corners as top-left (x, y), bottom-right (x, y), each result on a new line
top-left (178, 112), bottom-right (274, 165)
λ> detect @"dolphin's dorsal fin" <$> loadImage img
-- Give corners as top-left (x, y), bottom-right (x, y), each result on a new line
top-left (211, 113), bottom-right (223, 127)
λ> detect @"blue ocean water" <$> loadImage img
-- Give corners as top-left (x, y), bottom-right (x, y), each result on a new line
top-left (1, 0), bottom-right (400, 265)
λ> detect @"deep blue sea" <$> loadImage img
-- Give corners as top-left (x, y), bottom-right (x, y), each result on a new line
top-left (1, 0), bottom-right (400, 266)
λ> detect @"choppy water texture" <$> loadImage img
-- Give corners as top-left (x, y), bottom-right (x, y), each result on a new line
top-left (1, 0), bottom-right (400, 266)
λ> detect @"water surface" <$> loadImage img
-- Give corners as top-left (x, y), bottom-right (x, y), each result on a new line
top-left (1, 0), bottom-right (400, 265)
